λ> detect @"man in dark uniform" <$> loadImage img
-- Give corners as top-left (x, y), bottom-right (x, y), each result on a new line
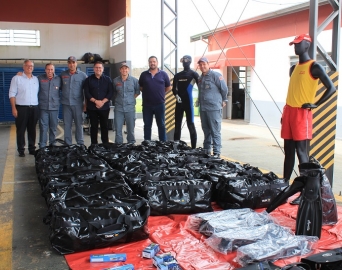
top-left (172, 55), bottom-right (199, 149)
top-left (84, 61), bottom-right (113, 145)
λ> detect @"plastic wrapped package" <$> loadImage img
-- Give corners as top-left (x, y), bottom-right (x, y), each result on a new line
top-left (321, 173), bottom-right (338, 225)
top-left (235, 261), bottom-right (279, 270)
top-left (199, 210), bottom-right (274, 236)
top-left (205, 223), bottom-right (293, 254)
top-left (185, 208), bottom-right (253, 231)
top-left (236, 235), bottom-right (318, 266)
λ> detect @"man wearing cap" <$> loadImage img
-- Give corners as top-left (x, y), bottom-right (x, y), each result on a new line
top-left (282, 34), bottom-right (336, 204)
top-left (9, 59), bottom-right (39, 157)
top-left (197, 57), bottom-right (228, 157)
top-left (84, 61), bottom-right (113, 145)
top-left (138, 56), bottom-right (171, 141)
top-left (172, 55), bottom-right (199, 148)
top-left (60, 56), bottom-right (87, 145)
top-left (112, 62), bottom-right (140, 144)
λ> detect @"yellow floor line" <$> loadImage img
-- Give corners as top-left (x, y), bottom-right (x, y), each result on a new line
top-left (0, 125), bottom-right (16, 270)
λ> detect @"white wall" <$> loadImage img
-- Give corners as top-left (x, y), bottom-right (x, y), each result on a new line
top-left (0, 22), bottom-right (109, 61)
top-left (108, 18), bottom-right (128, 64)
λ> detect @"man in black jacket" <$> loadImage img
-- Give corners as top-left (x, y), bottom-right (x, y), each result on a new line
top-left (84, 61), bottom-right (113, 145)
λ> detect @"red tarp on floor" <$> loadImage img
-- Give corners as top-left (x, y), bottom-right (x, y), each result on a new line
top-left (65, 197), bottom-right (342, 270)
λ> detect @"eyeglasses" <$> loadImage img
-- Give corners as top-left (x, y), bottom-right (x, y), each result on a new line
top-left (180, 58), bottom-right (190, 63)
top-left (24, 65), bottom-right (34, 68)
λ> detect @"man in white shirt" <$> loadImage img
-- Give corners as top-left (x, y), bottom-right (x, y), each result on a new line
top-left (9, 59), bottom-right (39, 157)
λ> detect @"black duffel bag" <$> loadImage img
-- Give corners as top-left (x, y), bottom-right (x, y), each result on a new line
top-left (301, 248), bottom-right (342, 270)
top-left (139, 176), bottom-right (213, 215)
top-left (48, 195), bottom-right (150, 254)
top-left (215, 172), bottom-right (288, 209)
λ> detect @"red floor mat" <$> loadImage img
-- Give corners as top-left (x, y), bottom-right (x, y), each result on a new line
top-left (65, 202), bottom-right (341, 270)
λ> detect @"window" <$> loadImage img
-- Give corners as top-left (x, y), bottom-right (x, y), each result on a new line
top-left (111, 26), bottom-right (124, 47)
top-left (0, 29), bottom-right (40, 46)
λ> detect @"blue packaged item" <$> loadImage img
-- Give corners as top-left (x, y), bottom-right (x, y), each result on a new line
top-left (157, 260), bottom-right (182, 270)
top-left (90, 253), bottom-right (126, 263)
top-left (142, 243), bottom-right (160, 258)
top-left (103, 264), bottom-right (134, 270)
top-left (152, 253), bottom-right (174, 267)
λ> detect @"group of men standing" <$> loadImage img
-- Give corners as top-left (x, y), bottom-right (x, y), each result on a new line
top-left (8, 54), bottom-right (228, 158)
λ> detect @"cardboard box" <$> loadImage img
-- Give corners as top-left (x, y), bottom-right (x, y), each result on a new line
top-left (90, 253), bottom-right (126, 263)
top-left (142, 243), bottom-right (160, 259)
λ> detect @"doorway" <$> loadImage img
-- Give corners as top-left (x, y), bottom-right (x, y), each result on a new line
top-left (231, 66), bottom-right (247, 120)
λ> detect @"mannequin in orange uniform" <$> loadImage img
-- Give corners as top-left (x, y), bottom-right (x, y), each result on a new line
top-left (281, 34), bottom-right (336, 204)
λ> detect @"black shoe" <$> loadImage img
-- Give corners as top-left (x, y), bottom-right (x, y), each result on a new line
top-left (212, 153), bottom-right (220, 158)
top-left (29, 150), bottom-right (35, 155)
top-left (19, 152), bottom-right (25, 157)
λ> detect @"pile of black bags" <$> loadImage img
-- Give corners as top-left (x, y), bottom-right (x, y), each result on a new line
top-left (35, 140), bottom-right (288, 254)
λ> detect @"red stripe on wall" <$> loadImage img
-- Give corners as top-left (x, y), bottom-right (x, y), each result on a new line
top-left (208, 4), bottom-right (335, 51)
top-left (0, 0), bottom-right (126, 26)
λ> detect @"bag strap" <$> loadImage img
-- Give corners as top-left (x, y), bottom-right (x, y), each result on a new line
top-left (230, 181), bottom-right (288, 193)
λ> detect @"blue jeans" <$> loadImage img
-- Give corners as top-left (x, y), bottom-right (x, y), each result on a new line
top-left (39, 109), bottom-right (59, 148)
top-left (200, 109), bottom-right (222, 154)
top-left (114, 110), bottom-right (136, 144)
top-left (142, 103), bottom-right (166, 141)
top-left (63, 104), bottom-right (84, 145)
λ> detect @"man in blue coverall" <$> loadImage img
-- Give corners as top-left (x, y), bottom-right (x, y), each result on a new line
top-left (38, 63), bottom-right (62, 148)
top-left (60, 56), bottom-right (87, 145)
top-left (113, 62), bottom-right (140, 144)
top-left (197, 57), bottom-right (228, 157)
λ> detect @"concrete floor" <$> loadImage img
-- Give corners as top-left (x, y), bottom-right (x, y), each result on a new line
top-left (0, 116), bottom-right (341, 269)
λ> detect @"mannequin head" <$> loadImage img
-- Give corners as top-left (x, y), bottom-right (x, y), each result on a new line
top-left (180, 55), bottom-right (192, 69)
top-left (289, 34), bottom-right (311, 62)
top-left (294, 40), bottom-right (311, 56)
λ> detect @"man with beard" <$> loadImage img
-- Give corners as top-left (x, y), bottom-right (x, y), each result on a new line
top-left (138, 56), bottom-right (171, 141)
